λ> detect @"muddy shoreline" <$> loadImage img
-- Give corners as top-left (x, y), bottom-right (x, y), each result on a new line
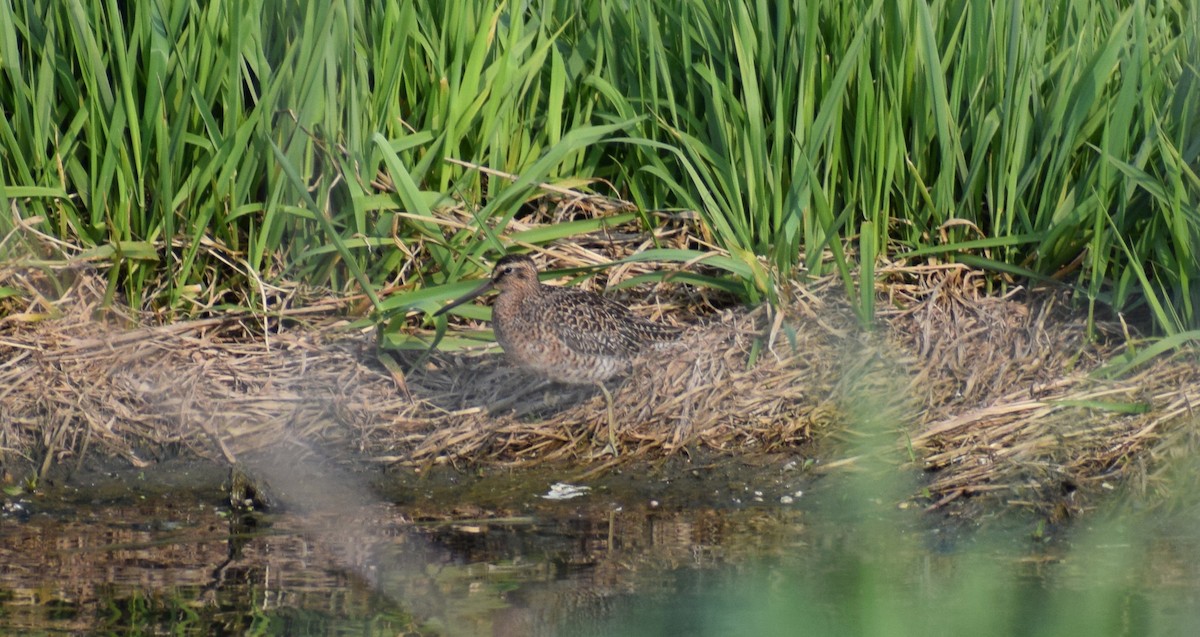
top-left (16, 449), bottom-right (822, 518)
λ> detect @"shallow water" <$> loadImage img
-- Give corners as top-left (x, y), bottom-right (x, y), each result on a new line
top-left (3, 457), bottom-right (1199, 637)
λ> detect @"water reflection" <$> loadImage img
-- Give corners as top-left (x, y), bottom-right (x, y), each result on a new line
top-left (0, 487), bottom-right (810, 635)
top-left (0, 496), bottom-right (400, 633)
top-left (5, 478), bottom-right (1200, 636)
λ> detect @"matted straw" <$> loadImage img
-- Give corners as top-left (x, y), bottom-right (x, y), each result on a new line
top-left (2, 225), bottom-right (1198, 518)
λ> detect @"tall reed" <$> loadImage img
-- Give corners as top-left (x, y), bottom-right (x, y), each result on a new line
top-left (599, 0), bottom-right (1199, 332)
top-left (1, 0), bottom-right (1196, 334)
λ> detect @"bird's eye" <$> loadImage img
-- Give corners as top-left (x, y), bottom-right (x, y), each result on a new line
top-left (502, 266), bottom-right (513, 274)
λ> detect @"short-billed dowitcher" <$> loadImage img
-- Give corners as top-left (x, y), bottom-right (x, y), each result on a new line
top-left (434, 254), bottom-right (679, 452)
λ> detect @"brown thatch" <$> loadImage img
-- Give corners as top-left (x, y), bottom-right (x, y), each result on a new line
top-left (0, 266), bottom-right (847, 468)
top-left (2, 239), bottom-right (1198, 518)
top-left (877, 263), bottom-right (1200, 516)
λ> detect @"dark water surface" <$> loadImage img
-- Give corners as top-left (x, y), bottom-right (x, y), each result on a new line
top-left (2, 456), bottom-right (1199, 636)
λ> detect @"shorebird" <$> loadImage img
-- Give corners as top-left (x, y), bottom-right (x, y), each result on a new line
top-left (433, 254), bottom-right (679, 453)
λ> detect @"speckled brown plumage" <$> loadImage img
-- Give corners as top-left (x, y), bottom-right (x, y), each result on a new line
top-left (434, 254), bottom-right (679, 385)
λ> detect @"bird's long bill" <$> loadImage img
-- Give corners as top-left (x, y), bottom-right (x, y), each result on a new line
top-left (432, 279), bottom-right (495, 317)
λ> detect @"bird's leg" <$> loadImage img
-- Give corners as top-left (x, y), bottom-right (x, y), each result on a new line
top-left (596, 382), bottom-right (619, 457)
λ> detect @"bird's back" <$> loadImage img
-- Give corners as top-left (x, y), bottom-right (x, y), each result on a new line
top-left (492, 284), bottom-right (679, 384)
top-left (538, 286), bottom-right (679, 357)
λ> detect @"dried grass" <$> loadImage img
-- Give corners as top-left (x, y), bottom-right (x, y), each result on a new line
top-left (2, 238), bottom-right (1198, 518)
top-left (877, 263), bottom-right (1200, 516)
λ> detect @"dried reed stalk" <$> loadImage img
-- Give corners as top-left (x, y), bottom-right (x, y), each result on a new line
top-left (3, 242), bottom-right (1198, 518)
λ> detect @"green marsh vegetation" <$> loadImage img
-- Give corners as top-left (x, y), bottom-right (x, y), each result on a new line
top-left (0, 0), bottom-right (1196, 336)
top-left (5, 5), bottom-right (1200, 632)
top-left (3, 0), bottom-right (1199, 525)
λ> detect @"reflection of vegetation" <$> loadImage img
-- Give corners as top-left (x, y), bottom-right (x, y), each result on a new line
top-left (5, 441), bottom-right (1200, 636)
top-left (91, 587), bottom-right (418, 636)
top-left (241, 606), bottom-right (418, 637)
top-left (0, 497), bottom-right (424, 635)
top-left (99, 590), bottom-right (200, 634)
top-left (587, 518), bottom-right (1174, 635)
top-left (585, 519), bottom-right (1181, 636)
top-left (39, 597), bottom-right (79, 623)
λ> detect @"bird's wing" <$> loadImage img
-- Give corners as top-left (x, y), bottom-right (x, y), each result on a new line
top-left (539, 288), bottom-right (663, 357)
